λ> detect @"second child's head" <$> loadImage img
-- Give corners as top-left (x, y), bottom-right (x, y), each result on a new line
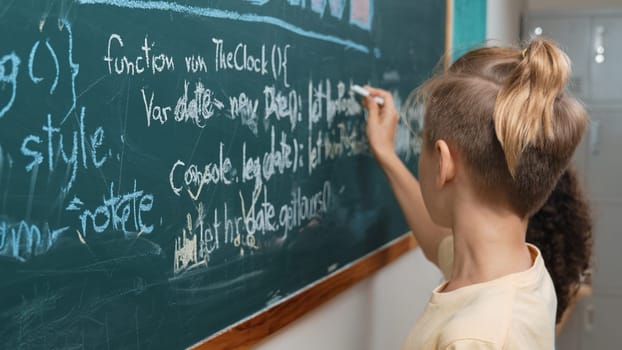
top-left (417, 39), bottom-right (588, 226)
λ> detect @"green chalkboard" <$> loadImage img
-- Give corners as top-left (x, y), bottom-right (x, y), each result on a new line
top-left (452, 0), bottom-right (487, 60)
top-left (0, 1), bottom-right (445, 348)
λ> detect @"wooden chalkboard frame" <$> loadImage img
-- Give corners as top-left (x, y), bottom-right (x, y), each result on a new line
top-left (190, 2), bottom-right (452, 348)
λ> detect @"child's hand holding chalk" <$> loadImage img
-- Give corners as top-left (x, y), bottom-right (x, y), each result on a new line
top-left (359, 85), bottom-right (399, 163)
top-left (352, 84), bottom-right (385, 105)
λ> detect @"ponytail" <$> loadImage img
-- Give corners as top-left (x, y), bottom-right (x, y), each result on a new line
top-left (494, 39), bottom-right (571, 177)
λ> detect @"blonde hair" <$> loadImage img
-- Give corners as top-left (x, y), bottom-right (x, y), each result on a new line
top-left (495, 39), bottom-right (571, 176)
top-left (419, 38), bottom-right (588, 216)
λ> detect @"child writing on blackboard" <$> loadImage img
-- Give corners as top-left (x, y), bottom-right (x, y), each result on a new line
top-left (362, 38), bottom-right (592, 349)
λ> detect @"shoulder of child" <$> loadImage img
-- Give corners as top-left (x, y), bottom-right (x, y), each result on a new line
top-left (438, 287), bottom-right (515, 349)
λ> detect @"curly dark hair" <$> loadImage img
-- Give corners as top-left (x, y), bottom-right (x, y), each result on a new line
top-left (526, 168), bottom-right (593, 324)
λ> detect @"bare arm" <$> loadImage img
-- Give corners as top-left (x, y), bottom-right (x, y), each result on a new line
top-left (362, 86), bottom-right (451, 265)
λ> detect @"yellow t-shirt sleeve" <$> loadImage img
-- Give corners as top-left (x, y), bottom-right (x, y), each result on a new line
top-left (437, 235), bottom-right (454, 280)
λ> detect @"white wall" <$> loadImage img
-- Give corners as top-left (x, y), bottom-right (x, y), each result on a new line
top-left (486, 0), bottom-right (526, 46)
top-left (485, 0), bottom-right (622, 47)
top-left (527, 0), bottom-right (622, 10)
top-left (254, 248), bottom-right (442, 350)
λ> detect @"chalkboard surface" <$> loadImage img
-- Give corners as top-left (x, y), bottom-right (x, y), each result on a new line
top-left (0, 1), bottom-right (445, 348)
top-left (453, 0), bottom-right (487, 60)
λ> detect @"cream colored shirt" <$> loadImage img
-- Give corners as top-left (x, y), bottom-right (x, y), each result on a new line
top-left (402, 236), bottom-right (557, 350)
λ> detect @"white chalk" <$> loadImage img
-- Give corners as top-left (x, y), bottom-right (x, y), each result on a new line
top-left (351, 84), bottom-right (385, 105)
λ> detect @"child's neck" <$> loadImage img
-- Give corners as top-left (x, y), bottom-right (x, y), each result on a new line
top-left (443, 201), bottom-right (532, 293)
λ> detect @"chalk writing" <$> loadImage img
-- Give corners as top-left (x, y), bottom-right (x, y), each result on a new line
top-left (141, 88), bottom-right (172, 126)
top-left (212, 38), bottom-right (290, 86)
top-left (393, 90), bottom-right (423, 161)
top-left (169, 142), bottom-right (235, 200)
top-left (2, 1), bottom-right (394, 288)
top-left (308, 79), bottom-right (362, 127)
top-left (240, 185), bottom-right (276, 237)
top-left (174, 201), bottom-right (247, 274)
top-left (174, 213), bottom-right (200, 273)
top-left (78, 0), bottom-right (372, 53)
top-left (184, 54), bottom-right (208, 73)
top-left (174, 80), bottom-right (225, 127)
top-left (70, 180), bottom-right (154, 237)
top-left (306, 78), bottom-right (369, 175)
top-left (0, 53), bottom-right (20, 119)
top-left (325, 80), bottom-right (363, 126)
top-left (323, 121), bottom-right (368, 160)
top-left (213, 38), bottom-right (267, 75)
top-left (229, 92), bottom-right (259, 135)
top-left (264, 85), bottom-right (302, 131)
top-left (173, 181), bottom-right (332, 274)
top-left (59, 19), bottom-right (80, 123)
top-left (20, 107), bottom-right (109, 193)
top-left (104, 34), bottom-right (175, 75)
top-left (141, 80), bottom-right (225, 128)
top-left (242, 126), bottom-right (300, 190)
top-left (0, 18), bottom-right (79, 123)
top-left (285, 180), bottom-right (331, 234)
top-left (29, 40), bottom-right (60, 94)
top-left (270, 44), bottom-right (290, 87)
top-left (0, 218), bottom-right (68, 262)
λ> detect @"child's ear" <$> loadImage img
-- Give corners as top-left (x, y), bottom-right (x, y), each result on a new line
top-left (435, 140), bottom-right (456, 189)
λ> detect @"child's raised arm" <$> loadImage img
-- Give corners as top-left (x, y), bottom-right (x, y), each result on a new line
top-left (362, 86), bottom-right (451, 266)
